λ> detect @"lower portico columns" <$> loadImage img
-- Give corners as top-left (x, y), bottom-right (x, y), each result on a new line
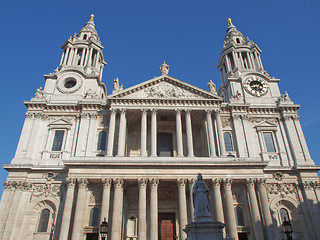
top-left (117, 109), bottom-right (127, 157)
top-left (140, 109), bottom-right (148, 157)
top-left (100, 178), bottom-right (112, 240)
top-left (111, 178), bottom-right (124, 240)
top-left (150, 178), bottom-right (159, 240)
top-left (185, 109), bottom-right (194, 157)
top-left (188, 179), bottom-right (195, 223)
top-left (215, 110), bottom-right (226, 157)
top-left (138, 178), bottom-right (147, 240)
top-left (223, 179), bottom-right (238, 240)
top-left (177, 178), bottom-right (188, 240)
top-left (71, 178), bottom-right (88, 240)
top-left (212, 179), bottom-right (225, 223)
top-left (107, 109), bottom-right (117, 157)
top-left (151, 109), bottom-right (158, 157)
top-left (257, 179), bottom-right (274, 240)
top-left (246, 179), bottom-right (264, 240)
top-left (206, 109), bottom-right (217, 157)
top-left (175, 109), bottom-right (184, 157)
top-left (59, 178), bottom-right (76, 240)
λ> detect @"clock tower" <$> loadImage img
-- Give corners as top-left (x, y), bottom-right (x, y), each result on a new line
top-left (217, 19), bottom-right (281, 105)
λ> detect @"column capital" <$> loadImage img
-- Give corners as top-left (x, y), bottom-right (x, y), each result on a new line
top-left (110, 108), bottom-right (118, 114)
top-left (257, 178), bottom-right (267, 187)
top-left (141, 108), bottom-right (148, 113)
top-left (212, 178), bottom-right (223, 187)
top-left (185, 109), bottom-right (192, 114)
top-left (66, 178), bottom-right (77, 188)
top-left (138, 178), bottom-right (148, 188)
top-left (246, 178), bottom-right (257, 188)
top-left (223, 178), bottom-right (233, 187)
top-left (102, 178), bottom-right (112, 187)
top-left (151, 108), bottom-right (158, 113)
top-left (214, 109), bottom-right (222, 114)
top-left (188, 178), bottom-right (195, 189)
top-left (177, 178), bottom-right (187, 188)
top-left (77, 178), bottom-right (88, 188)
top-left (149, 178), bottom-right (159, 187)
top-left (205, 109), bottom-right (213, 114)
top-left (114, 178), bottom-right (124, 188)
top-left (120, 108), bottom-right (127, 113)
top-left (175, 108), bottom-right (182, 113)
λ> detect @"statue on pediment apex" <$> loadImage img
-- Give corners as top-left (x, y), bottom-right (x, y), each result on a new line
top-left (160, 61), bottom-right (169, 75)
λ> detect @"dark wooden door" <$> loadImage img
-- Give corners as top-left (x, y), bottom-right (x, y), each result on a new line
top-left (158, 213), bottom-right (176, 240)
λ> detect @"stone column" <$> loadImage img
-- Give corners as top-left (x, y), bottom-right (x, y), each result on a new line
top-left (140, 109), bottom-right (148, 157)
top-left (150, 178), bottom-right (159, 240)
top-left (212, 179), bottom-right (225, 223)
top-left (63, 48), bottom-right (70, 65)
top-left (177, 178), bottom-right (188, 240)
top-left (205, 109), bottom-right (216, 157)
top-left (246, 179), bottom-right (264, 240)
top-left (232, 114), bottom-right (247, 157)
top-left (185, 109), bottom-right (194, 157)
top-left (175, 109), bottom-right (184, 157)
top-left (223, 179), bottom-right (238, 240)
top-left (107, 109), bottom-right (117, 157)
top-left (257, 179), bottom-right (274, 240)
top-left (215, 110), bottom-right (226, 157)
top-left (59, 178), bottom-right (76, 240)
top-left (71, 178), bottom-right (88, 240)
top-left (117, 108), bottom-right (127, 157)
top-left (151, 109), bottom-right (158, 157)
top-left (111, 178), bottom-right (124, 240)
top-left (100, 178), bottom-right (112, 223)
top-left (188, 179), bottom-right (195, 223)
top-left (138, 178), bottom-right (147, 240)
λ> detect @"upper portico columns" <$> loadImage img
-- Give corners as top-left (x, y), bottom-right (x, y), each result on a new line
top-left (151, 108), bottom-right (158, 157)
top-left (140, 109), bottom-right (148, 157)
top-left (206, 109), bottom-right (217, 157)
top-left (185, 109), bottom-right (194, 157)
top-left (107, 108), bottom-right (117, 157)
top-left (175, 109), bottom-right (184, 157)
top-left (215, 110), bottom-right (226, 157)
top-left (117, 108), bottom-right (127, 157)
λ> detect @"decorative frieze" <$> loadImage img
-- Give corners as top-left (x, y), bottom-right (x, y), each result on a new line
top-left (30, 183), bottom-right (62, 201)
top-left (265, 183), bottom-right (297, 197)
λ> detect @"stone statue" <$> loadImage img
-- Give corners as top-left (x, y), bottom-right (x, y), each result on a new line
top-left (282, 91), bottom-right (291, 101)
top-left (113, 77), bottom-right (123, 91)
top-left (207, 80), bottom-right (216, 93)
top-left (35, 87), bottom-right (44, 98)
top-left (192, 173), bottom-right (212, 222)
top-left (160, 61), bottom-right (169, 75)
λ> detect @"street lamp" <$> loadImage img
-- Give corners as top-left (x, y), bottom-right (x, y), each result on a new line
top-left (100, 218), bottom-right (109, 240)
top-left (282, 217), bottom-right (293, 240)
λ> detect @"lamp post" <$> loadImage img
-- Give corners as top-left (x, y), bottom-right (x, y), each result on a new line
top-left (282, 217), bottom-right (293, 240)
top-left (100, 218), bottom-right (109, 240)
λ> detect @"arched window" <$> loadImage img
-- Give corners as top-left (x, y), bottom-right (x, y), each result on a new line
top-left (83, 34), bottom-right (87, 40)
top-left (236, 38), bottom-right (240, 43)
top-left (97, 131), bottom-right (107, 151)
top-left (280, 208), bottom-right (290, 223)
top-left (224, 132), bottom-right (233, 152)
top-left (37, 209), bottom-right (50, 232)
top-left (89, 207), bottom-right (100, 227)
top-left (235, 206), bottom-right (245, 226)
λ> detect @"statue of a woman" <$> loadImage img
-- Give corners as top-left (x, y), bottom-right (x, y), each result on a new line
top-left (192, 173), bottom-right (212, 222)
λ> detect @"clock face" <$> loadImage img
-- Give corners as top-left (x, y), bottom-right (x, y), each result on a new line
top-left (243, 76), bottom-right (268, 97)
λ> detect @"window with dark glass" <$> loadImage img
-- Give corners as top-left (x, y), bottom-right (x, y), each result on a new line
top-left (263, 132), bottom-right (276, 152)
top-left (52, 130), bottom-right (64, 151)
top-left (89, 207), bottom-right (100, 227)
top-left (37, 209), bottom-right (50, 232)
top-left (224, 132), bottom-right (233, 152)
top-left (157, 133), bottom-right (173, 157)
top-left (97, 131), bottom-right (107, 151)
top-left (235, 206), bottom-right (245, 226)
top-left (280, 208), bottom-right (290, 223)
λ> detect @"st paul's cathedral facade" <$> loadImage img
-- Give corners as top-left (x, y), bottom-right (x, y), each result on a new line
top-left (0, 15), bottom-right (319, 240)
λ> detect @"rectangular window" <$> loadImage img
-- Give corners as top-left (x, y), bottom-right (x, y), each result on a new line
top-left (263, 132), bottom-right (276, 152)
top-left (52, 130), bottom-right (64, 151)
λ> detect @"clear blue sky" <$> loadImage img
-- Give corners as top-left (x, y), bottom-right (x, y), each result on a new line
top-left (0, 0), bottom-right (319, 195)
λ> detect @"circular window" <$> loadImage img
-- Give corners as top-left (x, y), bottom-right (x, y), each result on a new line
top-left (64, 78), bottom-right (77, 89)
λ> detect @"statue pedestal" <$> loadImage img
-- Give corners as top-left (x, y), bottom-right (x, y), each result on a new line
top-left (183, 221), bottom-right (225, 240)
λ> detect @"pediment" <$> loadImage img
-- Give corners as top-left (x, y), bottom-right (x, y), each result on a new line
top-left (48, 119), bottom-right (72, 128)
top-left (108, 76), bottom-right (222, 101)
top-left (254, 121), bottom-right (277, 130)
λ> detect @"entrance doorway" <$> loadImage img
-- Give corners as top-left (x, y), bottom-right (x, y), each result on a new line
top-left (158, 213), bottom-right (176, 240)
top-left (157, 133), bottom-right (173, 157)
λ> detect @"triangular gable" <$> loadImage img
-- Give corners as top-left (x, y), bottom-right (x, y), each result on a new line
top-left (254, 121), bottom-right (277, 131)
top-left (108, 75), bottom-right (222, 100)
top-left (48, 119), bottom-right (72, 129)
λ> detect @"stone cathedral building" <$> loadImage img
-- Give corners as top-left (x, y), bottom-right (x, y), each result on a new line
top-left (0, 15), bottom-right (320, 240)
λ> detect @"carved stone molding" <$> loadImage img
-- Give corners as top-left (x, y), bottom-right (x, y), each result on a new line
top-left (120, 108), bottom-right (127, 114)
top-left (149, 178), bottom-right (159, 188)
top-left (31, 183), bottom-right (62, 201)
top-left (212, 178), bottom-right (222, 187)
top-left (77, 178), bottom-right (89, 188)
top-left (138, 178), bottom-right (148, 188)
top-left (223, 178), bottom-right (233, 187)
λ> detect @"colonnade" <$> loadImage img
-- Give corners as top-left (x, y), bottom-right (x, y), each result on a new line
top-left (106, 108), bottom-right (227, 157)
top-left (59, 177), bottom-right (274, 240)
